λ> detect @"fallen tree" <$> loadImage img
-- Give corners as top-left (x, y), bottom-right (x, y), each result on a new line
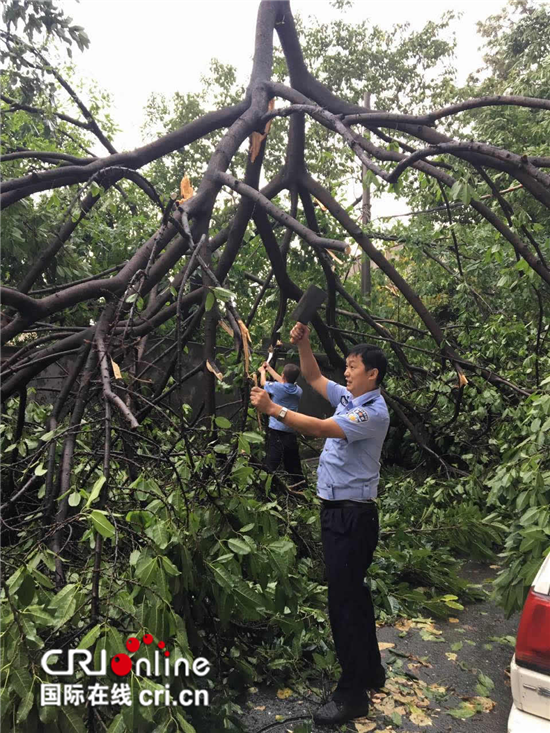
top-left (1, 1), bottom-right (549, 730)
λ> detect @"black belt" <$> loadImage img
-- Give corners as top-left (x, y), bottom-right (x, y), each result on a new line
top-left (321, 499), bottom-right (375, 508)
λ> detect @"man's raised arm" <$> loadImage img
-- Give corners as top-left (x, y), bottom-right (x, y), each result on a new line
top-left (290, 324), bottom-right (330, 400)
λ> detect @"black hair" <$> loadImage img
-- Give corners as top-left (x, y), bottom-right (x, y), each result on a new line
top-left (347, 344), bottom-right (387, 385)
top-left (282, 363), bottom-right (300, 384)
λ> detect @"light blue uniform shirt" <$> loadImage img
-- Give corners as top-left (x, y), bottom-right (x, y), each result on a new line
top-left (264, 381), bottom-right (303, 433)
top-left (317, 381), bottom-right (390, 501)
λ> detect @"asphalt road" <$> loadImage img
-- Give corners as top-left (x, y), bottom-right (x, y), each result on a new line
top-left (241, 562), bottom-right (520, 733)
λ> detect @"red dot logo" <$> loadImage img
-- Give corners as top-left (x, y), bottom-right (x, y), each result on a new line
top-left (158, 641), bottom-right (166, 650)
top-left (126, 637), bottom-right (140, 653)
top-left (110, 653), bottom-right (132, 677)
top-left (164, 651), bottom-right (170, 657)
top-left (143, 633), bottom-right (153, 645)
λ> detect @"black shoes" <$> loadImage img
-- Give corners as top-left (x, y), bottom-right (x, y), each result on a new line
top-left (313, 667), bottom-right (385, 726)
top-left (313, 696), bottom-right (370, 725)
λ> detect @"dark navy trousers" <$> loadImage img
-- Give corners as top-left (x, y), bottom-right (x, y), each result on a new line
top-left (266, 428), bottom-right (306, 487)
top-left (320, 502), bottom-right (382, 701)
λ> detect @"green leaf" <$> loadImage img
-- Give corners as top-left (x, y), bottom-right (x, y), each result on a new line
top-left (136, 557), bottom-right (157, 586)
top-left (78, 624), bottom-right (103, 649)
top-left (205, 291), bottom-right (215, 311)
top-left (34, 462), bottom-right (47, 476)
top-left (68, 492), bottom-right (81, 507)
top-left (446, 600), bottom-right (464, 610)
top-left (6, 566), bottom-right (25, 592)
top-left (85, 475), bottom-right (106, 509)
top-left (161, 556), bottom-right (180, 577)
top-left (106, 626), bottom-right (125, 659)
top-left (268, 539), bottom-right (295, 554)
top-left (16, 689), bottom-right (34, 724)
top-left (520, 506), bottom-right (540, 526)
top-left (210, 563), bottom-right (236, 591)
top-left (151, 719), bottom-right (172, 733)
top-left (29, 568), bottom-right (54, 589)
top-left (213, 443), bottom-right (230, 454)
top-left (391, 711), bottom-right (402, 726)
top-left (54, 588), bottom-right (78, 629)
top-left (107, 714), bottom-right (126, 733)
top-left (476, 671), bottom-right (495, 695)
top-left (94, 634), bottom-right (108, 673)
top-left (22, 605), bottom-right (54, 626)
top-left (450, 180), bottom-right (463, 201)
top-left (154, 566), bottom-right (171, 602)
top-left (16, 573), bottom-right (35, 606)
top-left (10, 663), bottom-right (32, 698)
top-left (212, 286), bottom-right (236, 302)
top-left (129, 549), bottom-right (141, 566)
top-left (227, 538), bottom-right (251, 555)
top-left (126, 510), bottom-right (152, 529)
top-left (174, 711), bottom-right (196, 732)
top-left (238, 435), bottom-right (250, 454)
top-left (122, 675), bottom-right (142, 730)
top-left (215, 416), bottom-right (232, 429)
top-left (60, 707), bottom-right (87, 733)
top-left (242, 431), bottom-right (263, 444)
top-left (447, 704), bottom-right (476, 719)
top-left (233, 582), bottom-right (263, 618)
top-left (50, 583), bottom-right (77, 609)
top-left (144, 599), bottom-right (169, 641)
top-left (90, 510), bottom-right (115, 539)
top-left (460, 183), bottom-right (473, 205)
top-left (20, 614), bottom-right (42, 646)
top-left (39, 701), bottom-right (58, 725)
top-left (145, 522), bottom-right (170, 549)
top-left (40, 429), bottom-right (58, 443)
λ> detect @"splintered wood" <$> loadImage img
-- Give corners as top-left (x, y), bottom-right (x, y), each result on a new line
top-left (177, 176), bottom-right (194, 204)
top-left (249, 99), bottom-right (275, 163)
top-left (218, 319), bottom-right (234, 337)
top-left (206, 359), bottom-right (223, 381)
top-left (238, 319), bottom-right (252, 378)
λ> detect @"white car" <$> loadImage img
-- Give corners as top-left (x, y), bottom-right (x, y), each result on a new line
top-left (508, 551), bottom-right (550, 733)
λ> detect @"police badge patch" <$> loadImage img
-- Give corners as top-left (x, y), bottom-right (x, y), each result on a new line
top-left (347, 408), bottom-right (369, 422)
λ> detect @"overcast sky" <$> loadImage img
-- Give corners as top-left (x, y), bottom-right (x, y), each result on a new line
top-left (57, 0), bottom-right (513, 150)
top-left (53, 0), bottom-right (515, 220)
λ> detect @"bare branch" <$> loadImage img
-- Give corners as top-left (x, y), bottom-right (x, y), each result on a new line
top-left (96, 314), bottom-right (139, 430)
top-left (387, 142), bottom-right (550, 191)
top-left (0, 101), bottom-right (248, 206)
top-left (213, 171), bottom-right (351, 253)
top-left (0, 148), bottom-right (96, 165)
top-left (425, 95), bottom-right (550, 122)
top-left (1, 93), bottom-right (92, 130)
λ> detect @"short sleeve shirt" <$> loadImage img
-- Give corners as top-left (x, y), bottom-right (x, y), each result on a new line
top-left (264, 382), bottom-right (303, 433)
top-left (317, 381), bottom-right (390, 500)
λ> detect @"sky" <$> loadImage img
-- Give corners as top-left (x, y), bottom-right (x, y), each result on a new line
top-left (52, 0), bottom-right (514, 219)
top-left (56, 0), bottom-right (512, 151)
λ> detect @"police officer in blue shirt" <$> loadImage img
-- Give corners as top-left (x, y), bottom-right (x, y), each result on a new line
top-left (251, 323), bottom-right (390, 726)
